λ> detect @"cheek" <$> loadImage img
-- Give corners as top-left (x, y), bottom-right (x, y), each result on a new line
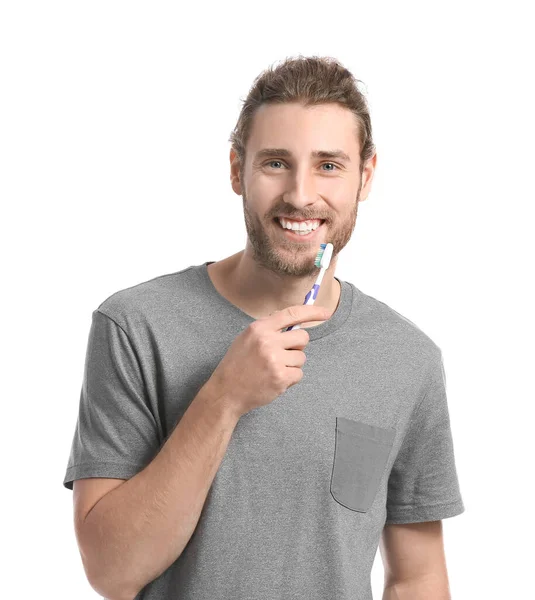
top-left (254, 175), bottom-right (285, 195)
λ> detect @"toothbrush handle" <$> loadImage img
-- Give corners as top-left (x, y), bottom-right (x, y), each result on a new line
top-left (285, 284), bottom-right (320, 331)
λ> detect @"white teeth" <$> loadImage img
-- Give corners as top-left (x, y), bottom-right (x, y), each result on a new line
top-left (278, 217), bottom-right (321, 232)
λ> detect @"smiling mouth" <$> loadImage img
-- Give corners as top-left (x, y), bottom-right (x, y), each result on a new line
top-left (273, 217), bottom-right (326, 227)
top-left (273, 217), bottom-right (326, 238)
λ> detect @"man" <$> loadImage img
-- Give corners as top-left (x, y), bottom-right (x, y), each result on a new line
top-left (64, 56), bottom-right (464, 600)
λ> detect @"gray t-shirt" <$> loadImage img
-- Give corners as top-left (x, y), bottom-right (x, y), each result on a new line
top-left (64, 261), bottom-right (465, 599)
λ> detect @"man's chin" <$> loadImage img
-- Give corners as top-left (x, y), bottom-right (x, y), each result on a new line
top-left (267, 253), bottom-right (322, 278)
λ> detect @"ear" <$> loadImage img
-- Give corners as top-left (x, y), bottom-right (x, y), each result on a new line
top-left (230, 148), bottom-right (243, 195)
top-left (358, 152), bottom-right (377, 202)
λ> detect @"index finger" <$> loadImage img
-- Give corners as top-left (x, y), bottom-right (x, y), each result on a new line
top-left (269, 304), bottom-right (333, 330)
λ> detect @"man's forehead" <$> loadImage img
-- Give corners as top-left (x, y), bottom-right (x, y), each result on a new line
top-left (247, 103), bottom-right (359, 156)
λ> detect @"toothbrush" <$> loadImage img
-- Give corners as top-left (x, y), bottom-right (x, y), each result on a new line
top-left (285, 242), bottom-right (334, 331)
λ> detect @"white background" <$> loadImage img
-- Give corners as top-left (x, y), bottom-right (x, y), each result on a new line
top-left (1, 1), bottom-right (533, 598)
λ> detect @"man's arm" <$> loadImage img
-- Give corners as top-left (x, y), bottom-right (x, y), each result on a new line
top-left (75, 378), bottom-right (241, 600)
top-left (380, 520), bottom-right (452, 600)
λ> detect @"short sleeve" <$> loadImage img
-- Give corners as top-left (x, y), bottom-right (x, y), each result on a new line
top-left (63, 309), bottom-right (160, 490)
top-left (385, 350), bottom-right (465, 524)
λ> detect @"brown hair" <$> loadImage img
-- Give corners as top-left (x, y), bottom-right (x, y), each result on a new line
top-left (229, 55), bottom-right (376, 178)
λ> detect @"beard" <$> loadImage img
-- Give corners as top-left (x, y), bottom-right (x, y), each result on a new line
top-left (242, 186), bottom-right (360, 278)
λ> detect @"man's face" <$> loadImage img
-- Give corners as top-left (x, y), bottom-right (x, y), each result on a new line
top-left (231, 102), bottom-right (375, 278)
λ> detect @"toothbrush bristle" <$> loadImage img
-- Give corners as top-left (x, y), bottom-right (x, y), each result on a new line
top-left (314, 243), bottom-right (328, 268)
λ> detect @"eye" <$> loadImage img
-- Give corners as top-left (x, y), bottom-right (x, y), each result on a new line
top-left (264, 160), bottom-right (339, 171)
top-left (265, 160), bottom-right (285, 169)
top-left (321, 162), bottom-right (338, 171)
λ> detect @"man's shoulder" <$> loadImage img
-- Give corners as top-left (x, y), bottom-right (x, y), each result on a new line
top-left (95, 264), bottom-right (200, 329)
top-left (353, 285), bottom-right (442, 361)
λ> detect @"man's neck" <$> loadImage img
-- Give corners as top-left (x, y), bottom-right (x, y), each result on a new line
top-left (206, 249), bottom-right (341, 326)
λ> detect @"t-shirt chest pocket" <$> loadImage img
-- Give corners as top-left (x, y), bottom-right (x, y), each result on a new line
top-left (330, 417), bottom-right (396, 513)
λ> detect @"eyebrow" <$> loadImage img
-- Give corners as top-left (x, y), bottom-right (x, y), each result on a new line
top-left (254, 148), bottom-right (351, 163)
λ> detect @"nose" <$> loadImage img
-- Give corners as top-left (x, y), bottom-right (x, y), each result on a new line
top-left (282, 166), bottom-right (317, 211)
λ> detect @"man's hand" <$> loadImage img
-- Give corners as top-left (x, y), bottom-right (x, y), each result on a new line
top-left (209, 304), bottom-right (332, 419)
